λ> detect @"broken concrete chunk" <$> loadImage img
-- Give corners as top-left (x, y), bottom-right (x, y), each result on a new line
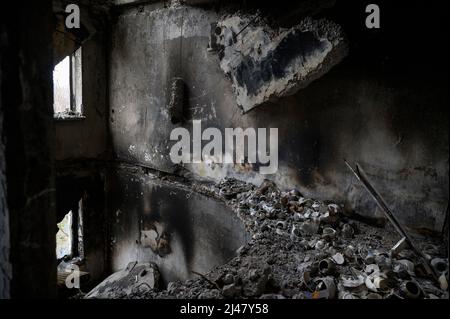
top-left (365, 275), bottom-right (378, 292)
top-left (211, 14), bottom-right (348, 112)
top-left (340, 273), bottom-right (365, 289)
top-left (331, 252), bottom-right (345, 265)
top-left (85, 262), bottom-right (161, 299)
top-left (438, 274), bottom-right (448, 291)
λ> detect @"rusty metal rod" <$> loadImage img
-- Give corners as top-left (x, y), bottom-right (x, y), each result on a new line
top-left (344, 160), bottom-right (439, 282)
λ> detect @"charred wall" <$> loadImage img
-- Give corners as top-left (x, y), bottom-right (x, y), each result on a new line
top-left (108, 0), bottom-right (448, 233)
top-left (107, 165), bottom-right (249, 284)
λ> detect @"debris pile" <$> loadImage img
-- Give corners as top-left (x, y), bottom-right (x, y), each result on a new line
top-left (87, 178), bottom-right (448, 299)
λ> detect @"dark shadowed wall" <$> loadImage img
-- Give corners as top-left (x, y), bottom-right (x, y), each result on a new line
top-left (0, 0), bottom-right (56, 298)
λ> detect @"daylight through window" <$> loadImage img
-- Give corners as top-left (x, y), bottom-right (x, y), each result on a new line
top-left (53, 47), bottom-right (83, 118)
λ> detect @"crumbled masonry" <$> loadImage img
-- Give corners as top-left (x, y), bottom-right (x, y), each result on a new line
top-left (85, 178), bottom-right (449, 299)
top-left (211, 13), bottom-right (348, 112)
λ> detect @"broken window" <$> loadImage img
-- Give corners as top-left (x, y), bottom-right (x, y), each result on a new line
top-left (56, 199), bottom-right (84, 260)
top-left (53, 47), bottom-right (83, 119)
top-left (56, 211), bottom-right (73, 259)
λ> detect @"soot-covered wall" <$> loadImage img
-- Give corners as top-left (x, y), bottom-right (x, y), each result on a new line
top-left (107, 165), bottom-right (249, 283)
top-left (108, 1), bottom-right (448, 233)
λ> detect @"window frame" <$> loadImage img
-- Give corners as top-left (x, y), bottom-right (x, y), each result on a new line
top-left (53, 47), bottom-right (85, 121)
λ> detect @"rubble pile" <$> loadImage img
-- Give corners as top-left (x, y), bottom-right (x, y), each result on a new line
top-left (88, 178), bottom-right (449, 299)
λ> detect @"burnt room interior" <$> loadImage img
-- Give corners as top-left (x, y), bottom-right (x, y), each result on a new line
top-left (0, 0), bottom-right (448, 299)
